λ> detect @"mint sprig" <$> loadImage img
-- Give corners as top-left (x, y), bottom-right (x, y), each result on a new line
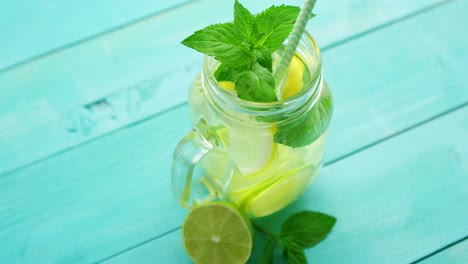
top-left (254, 211), bottom-right (336, 264)
top-left (182, 0), bottom-right (301, 102)
top-left (236, 62), bottom-right (277, 102)
top-left (280, 211), bottom-right (337, 249)
top-left (182, 1), bottom-right (326, 147)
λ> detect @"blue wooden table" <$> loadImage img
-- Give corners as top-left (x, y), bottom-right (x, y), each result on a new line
top-left (1, 0), bottom-right (467, 263)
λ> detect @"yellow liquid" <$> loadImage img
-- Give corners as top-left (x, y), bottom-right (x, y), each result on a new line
top-left (188, 55), bottom-right (331, 217)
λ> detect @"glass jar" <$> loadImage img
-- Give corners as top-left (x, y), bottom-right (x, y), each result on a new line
top-left (172, 31), bottom-right (333, 217)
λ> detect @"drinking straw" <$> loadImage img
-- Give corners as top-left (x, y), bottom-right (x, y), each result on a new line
top-left (274, 0), bottom-right (316, 100)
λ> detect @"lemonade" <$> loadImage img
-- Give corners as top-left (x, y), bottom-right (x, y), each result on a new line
top-left (186, 45), bottom-right (333, 217)
top-left (172, 2), bottom-right (336, 262)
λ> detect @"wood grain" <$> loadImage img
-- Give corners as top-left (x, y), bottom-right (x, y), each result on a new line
top-left (0, 0), bottom-right (192, 71)
top-left (105, 106), bottom-right (468, 263)
top-left (0, 0), bottom-right (466, 263)
top-left (0, 0), bottom-right (445, 175)
top-left (0, 1), bottom-right (467, 262)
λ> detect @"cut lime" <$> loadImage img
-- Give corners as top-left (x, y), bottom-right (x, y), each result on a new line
top-left (182, 202), bottom-right (253, 264)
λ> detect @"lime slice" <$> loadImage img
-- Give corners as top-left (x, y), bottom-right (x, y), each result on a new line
top-left (183, 202), bottom-right (253, 264)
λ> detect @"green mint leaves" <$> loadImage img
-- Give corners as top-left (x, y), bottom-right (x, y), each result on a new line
top-left (233, 0), bottom-right (255, 41)
top-left (182, 0), bottom-right (300, 102)
top-left (280, 211), bottom-right (337, 249)
top-left (236, 62), bottom-right (277, 102)
top-left (181, 22), bottom-right (253, 67)
top-left (257, 211), bottom-right (337, 264)
top-left (258, 238), bottom-right (275, 264)
top-left (254, 5), bottom-right (301, 52)
top-left (274, 86), bottom-right (333, 148)
top-left (182, 1), bottom-right (327, 148)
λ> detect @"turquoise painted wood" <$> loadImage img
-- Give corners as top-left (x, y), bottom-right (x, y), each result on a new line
top-left (0, 0), bottom-right (192, 71)
top-left (1, 0), bottom-right (467, 263)
top-left (0, 0), bottom-right (445, 175)
top-left (420, 240), bottom-right (468, 264)
top-left (105, 106), bottom-right (468, 263)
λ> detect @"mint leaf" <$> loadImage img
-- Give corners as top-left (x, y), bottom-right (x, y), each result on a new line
top-left (235, 63), bottom-right (276, 102)
top-left (280, 211), bottom-right (337, 248)
top-left (274, 88), bottom-right (333, 148)
top-left (254, 5), bottom-right (301, 52)
top-left (281, 239), bottom-right (307, 264)
top-left (258, 238), bottom-right (274, 264)
top-left (181, 22), bottom-right (253, 66)
top-left (252, 32), bottom-right (266, 47)
top-left (183, 1), bottom-right (306, 103)
top-left (214, 64), bottom-right (248, 82)
top-left (234, 0), bottom-right (255, 41)
top-left (253, 46), bottom-right (273, 72)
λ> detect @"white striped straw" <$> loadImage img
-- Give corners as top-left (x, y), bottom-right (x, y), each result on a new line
top-left (274, 0), bottom-right (316, 100)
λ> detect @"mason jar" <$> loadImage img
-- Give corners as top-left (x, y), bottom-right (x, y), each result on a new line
top-left (172, 31), bottom-right (333, 217)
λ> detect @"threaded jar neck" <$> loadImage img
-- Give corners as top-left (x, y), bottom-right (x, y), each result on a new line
top-left (201, 31), bottom-right (322, 127)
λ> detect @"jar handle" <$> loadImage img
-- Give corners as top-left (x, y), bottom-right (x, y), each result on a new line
top-left (171, 119), bottom-right (233, 208)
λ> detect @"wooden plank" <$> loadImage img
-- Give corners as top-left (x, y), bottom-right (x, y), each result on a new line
top-left (0, 107), bottom-right (190, 263)
top-left (0, 0), bottom-right (443, 72)
top-left (0, 0), bottom-right (445, 175)
top-left (104, 106), bottom-right (468, 264)
top-left (1, 1), bottom-right (467, 263)
top-left (0, 0), bottom-right (192, 71)
top-left (420, 239), bottom-right (468, 264)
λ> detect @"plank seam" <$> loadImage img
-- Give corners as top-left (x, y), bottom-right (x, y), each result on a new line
top-left (0, 101), bottom-right (188, 178)
top-left (324, 102), bottom-right (468, 166)
top-left (0, 0), bottom-right (460, 177)
top-left (0, 0), bottom-right (203, 74)
top-left (96, 102), bottom-right (468, 263)
top-left (0, 0), bottom-right (456, 74)
top-left (97, 226), bottom-right (182, 263)
top-left (410, 235), bottom-right (468, 264)
top-left (321, 0), bottom-right (456, 52)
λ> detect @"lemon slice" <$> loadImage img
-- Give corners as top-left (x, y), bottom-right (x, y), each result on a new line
top-left (204, 125), bottom-right (276, 176)
top-left (282, 55), bottom-right (304, 99)
top-left (272, 53), bottom-right (305, 100)
top-left (219, 81), bottom-right (236, 92)
top-left (228, 158), bottom-right (301, 204)
top-left (183, 202), bottom-right (253, 264)
top-left (244, 165), bottom-right (316, 217)
top-left (228, 125), bottom-right (276, 175)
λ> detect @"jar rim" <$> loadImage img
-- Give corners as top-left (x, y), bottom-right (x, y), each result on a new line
top-left (202, 31), bottom-right (323, 122)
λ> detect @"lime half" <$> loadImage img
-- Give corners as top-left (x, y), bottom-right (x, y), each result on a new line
top-left (182, 202), bottom-right (253, 264)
